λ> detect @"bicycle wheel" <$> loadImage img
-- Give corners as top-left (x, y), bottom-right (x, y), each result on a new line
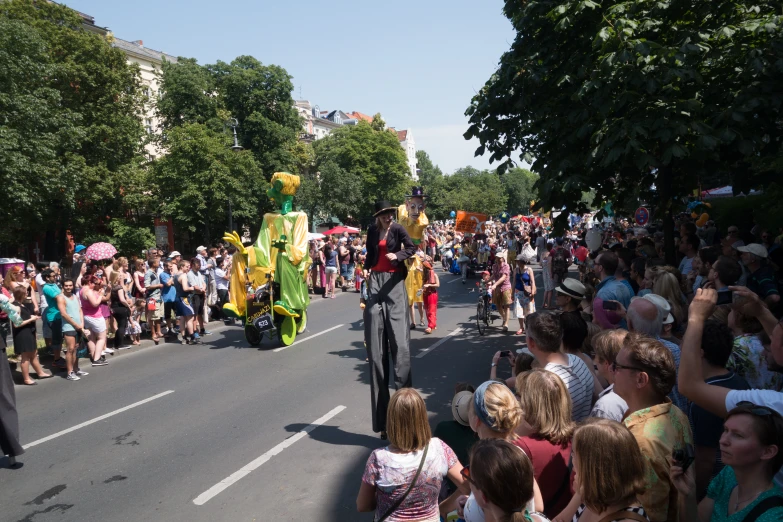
top-left (477, 301), bottom-right (486, 336)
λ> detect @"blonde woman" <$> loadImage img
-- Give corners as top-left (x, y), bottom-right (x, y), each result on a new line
top-left (357, 388), bottom-right (465, 522)
top-left (651, 270), bottom-right (687, 328)
top-left (561, 418), bottom-right (650, 522)
top-left (515, 370), bottom-right (576, 519)
top-left (441, 381), bottom-right (545, 518)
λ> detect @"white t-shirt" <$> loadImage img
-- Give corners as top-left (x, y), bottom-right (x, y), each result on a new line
top-left (214, 268), bottom-right (229, 291)
top-left (545, 354), bottom-right (595, 422)
top-left (35, 273), bottom-right (47, 309)
top-left (726, 389), bottom-right (783, 488)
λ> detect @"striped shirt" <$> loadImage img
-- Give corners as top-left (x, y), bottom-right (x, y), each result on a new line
top-left (545, 354), bottom-right (595, 422)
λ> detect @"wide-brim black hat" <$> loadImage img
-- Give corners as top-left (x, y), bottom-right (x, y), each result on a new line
top-left (406, 186), bottom-right (428, 199)
top-left (373, 200), bottom-right (397, 217)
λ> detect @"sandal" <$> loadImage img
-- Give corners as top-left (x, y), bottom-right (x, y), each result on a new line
top-left (424, 328), bottom-right (432, 334)
top-left (23, 381), bottom-right (38, 386)
top-left (38, 373), bottom-right (54, 379)
top-left (515, 329), bottom-right (524, 335)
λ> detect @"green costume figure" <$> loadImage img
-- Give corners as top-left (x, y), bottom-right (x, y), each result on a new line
top-left (223, 172), bottom-right (310, 346)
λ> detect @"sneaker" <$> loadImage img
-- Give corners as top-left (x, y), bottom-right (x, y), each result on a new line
top-left (104, 347), bottom-right (115, 355)
top-left (100, 354), bottom-right (107, 362)
top-left (181, 337), bottom-right (188, 345)
top-left (66, 372), bottom-right (81, 381)
top-left (91, 359), bottom-right (108, 367)
top-left (173, 327), bottom-right (181, 334)
top-left (75, 369), bottom-right (89, 376)
top-left (200, 330), bottom-right (212, 336)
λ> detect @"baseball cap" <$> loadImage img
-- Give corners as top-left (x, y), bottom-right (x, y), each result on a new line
top-left (736, 243), bottom-right (768, 259)
top-left (169, 251), bottom-right (181, 257)
top-left (451, 391), bottom-right (473, 426)
top-left (196, 246), bottom-right (207, 253)
top-left (74, 244), bottom-right (86, 253)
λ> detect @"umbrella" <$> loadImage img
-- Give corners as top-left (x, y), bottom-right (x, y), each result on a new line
top-left (322, 226), bottom-right (360, 236)
top-left (85, 242), bottom-right (117, 261)
top-left (307, 232), bottom-right (325, 241)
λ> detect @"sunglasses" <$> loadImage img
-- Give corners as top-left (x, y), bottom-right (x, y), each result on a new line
top-left (611, 361), bottom-right (646, 373)
top-left (736, 401), bottom-right (777, 417)
top-left (460, 465), bottom-right (472, 483)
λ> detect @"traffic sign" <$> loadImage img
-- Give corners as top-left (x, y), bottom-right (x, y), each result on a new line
top-left (635, 207), bottom-right (650, 226)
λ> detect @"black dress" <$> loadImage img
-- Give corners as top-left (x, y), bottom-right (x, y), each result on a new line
top-left (11, 302), bottom-right (36, 354)
top-left (0, 316), bottom-right (24, 458)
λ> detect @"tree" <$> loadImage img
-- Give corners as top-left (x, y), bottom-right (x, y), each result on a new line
top-left (427, 168), bottom-right (507, 219)
top-left (312, 121), bottom-right (411, 224)
top-left (210, 56), bottom-right (302, 178)
top-left (501, 167), bottom-right (538, 214)
top-left (1, 0), bottom-right (147, 258)
top-left (151, 123), bottom-right (265, 243)
top-left (415, 150), bottom-right (443, 189)
top-left (465, 0), bottom-right (783, 262)
top-left (157, 57), bottom-right (224, 131)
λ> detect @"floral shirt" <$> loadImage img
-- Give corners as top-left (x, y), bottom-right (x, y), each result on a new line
top-left (727, 334), bottom-right (780, 391)
top-left (623, 399), bottom-right (693, 522)
top-left (362, 438), bottom-right (458, 522)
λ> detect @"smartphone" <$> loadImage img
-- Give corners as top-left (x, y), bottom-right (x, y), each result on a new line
top-left (602, 300), bottom-right (619, 311)
top-left (499, 350), bottom-right (512, 358)
top-left (672, 444), bottom-right (695, 472)
top-left (716, 291), bottom-right (733, 306)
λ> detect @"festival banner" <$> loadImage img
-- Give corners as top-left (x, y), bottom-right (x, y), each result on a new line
top-left (455, 211), bottom-right (489, 234)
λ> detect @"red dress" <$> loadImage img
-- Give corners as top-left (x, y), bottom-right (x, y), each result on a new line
top-left (422, 269), bottom-right (437, 329)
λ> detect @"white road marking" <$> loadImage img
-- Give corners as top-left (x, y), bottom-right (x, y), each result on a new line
top-left (272, 324), bottom-right (345, 352)
top-left (415, 327), bottom-right (463, 358)
top-left (446, 277), bottom-right (465, 284)
top-left (192, 405), bottom-right (347, 505)
top-left (22, 390), bottom-right (175, 450)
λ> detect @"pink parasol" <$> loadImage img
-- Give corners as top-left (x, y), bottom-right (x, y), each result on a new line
top-left (85, 242), bottom-right (118, 261)
top-left (322, 226), bottom-right (360, 235)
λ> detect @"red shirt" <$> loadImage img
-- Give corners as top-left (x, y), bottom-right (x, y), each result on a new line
top-left (373, 240), bottom-right (397, 273)
top-left (513, 435), bottom-right (573, 519)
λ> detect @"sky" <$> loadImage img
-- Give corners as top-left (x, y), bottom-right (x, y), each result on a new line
top-left (64, 0), bottom-right (517, 174)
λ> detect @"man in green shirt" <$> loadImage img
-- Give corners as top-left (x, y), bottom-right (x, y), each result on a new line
top-left (41, 268), bottom-right (65, 369)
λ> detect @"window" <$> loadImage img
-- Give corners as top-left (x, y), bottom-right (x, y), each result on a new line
top-left (145, 118), bottom-right (154, 134)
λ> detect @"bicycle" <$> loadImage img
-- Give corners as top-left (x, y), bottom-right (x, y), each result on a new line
top-left (476, 284), bottom-right (493, 335)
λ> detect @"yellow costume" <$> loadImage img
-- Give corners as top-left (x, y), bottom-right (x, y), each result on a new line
top-left (398, 194), bottom-right (429, 307)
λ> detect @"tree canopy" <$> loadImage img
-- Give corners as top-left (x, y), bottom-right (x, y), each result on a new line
top-left (427, 167), bottom-right (507, 219)
top-left (1, 0), bottom-right (147, 257)
top-left (415, 150), bottom-right (444, 188)
top-left (465, 0), bottom-right (783, 257)
top-left (311, 122), bottom-right (412, 225)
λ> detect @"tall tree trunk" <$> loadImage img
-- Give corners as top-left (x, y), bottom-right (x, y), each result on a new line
top-left (658, 166), bottom-right (677, 265)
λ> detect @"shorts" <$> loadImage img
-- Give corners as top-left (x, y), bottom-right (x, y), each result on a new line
top-left (63, 330), bottom-right (79, 338)
top-left (148, 300), bottom-right (163, 321)
top-left (42, 309), bottom-right (52, 337)
top-left (492, 288), bottom-right (513, 308)
top-left (164, 301), bottom-right (176, 321)
top-left (84, 315), bottom-right (107, 334)
top-left (176, 296), bottom-right (195, 317)
top-left (325, 266), bottom-right (338, 275)
top-left (191, 293), bottom-right (204, 315)
top-left (46, 316), bottom-right (63, 348)
top-left (513, 293), bottom-right (536, 318)
top-left (340, 264), bottom-right (350, 277)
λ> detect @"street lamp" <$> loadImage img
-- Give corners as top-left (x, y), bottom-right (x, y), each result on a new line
top-left (227, 118), bottom-right (243, 232)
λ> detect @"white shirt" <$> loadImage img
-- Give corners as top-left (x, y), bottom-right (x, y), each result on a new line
top-left (35, 273), bottom-right (47, 309)
top-left (214, 268), bottom-right (229, 291)
top-left (545, 354), bottom-right (595, 422)
top-left (589, 384), bottom-right (628, 422)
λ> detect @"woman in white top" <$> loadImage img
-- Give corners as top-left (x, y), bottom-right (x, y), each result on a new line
top-left (357, 388), bottom-right (466, 522)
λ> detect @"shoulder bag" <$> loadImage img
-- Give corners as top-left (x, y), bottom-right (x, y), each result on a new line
top-left (596, 509), bottom-right (648, 522)
top-left (376, 442), bottom-right (429, 522)
top-left (741, 495), bottom-right (783, 522)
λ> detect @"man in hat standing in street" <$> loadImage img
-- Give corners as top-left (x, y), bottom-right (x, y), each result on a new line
top-left (737, 243), bottom-right (780, 308)
top-left (363, 200), bottom-right (416, 439)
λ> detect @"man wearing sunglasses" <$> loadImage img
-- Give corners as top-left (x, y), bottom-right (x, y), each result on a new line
top-left (613, 331), bottom-right (692, 522)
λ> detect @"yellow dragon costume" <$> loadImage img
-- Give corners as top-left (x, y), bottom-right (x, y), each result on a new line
top-left (398, 187), bottom-right (429, 306)
top-left (222, 172), bottom-right (310, 346)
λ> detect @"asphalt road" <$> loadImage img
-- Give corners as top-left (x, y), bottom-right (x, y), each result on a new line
top-left (1, 262), bottom-right (556, 522)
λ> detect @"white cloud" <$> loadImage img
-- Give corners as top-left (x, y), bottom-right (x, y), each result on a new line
top-left (413, 124), bottom-right (529, 174)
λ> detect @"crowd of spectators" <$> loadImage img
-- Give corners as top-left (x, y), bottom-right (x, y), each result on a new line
top-left (355, 216), bottom-right (783, 522)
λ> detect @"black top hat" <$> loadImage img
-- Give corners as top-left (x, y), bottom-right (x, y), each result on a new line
top-left (373, 200), bottom-right (397, 217)
top-left (406, 186), bottom-right (428, 199)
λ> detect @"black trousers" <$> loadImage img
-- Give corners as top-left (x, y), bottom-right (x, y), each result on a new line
top-left (0, 349), bottom-right (23, 458)
top-left (111, 307), bottom-right (130, 349)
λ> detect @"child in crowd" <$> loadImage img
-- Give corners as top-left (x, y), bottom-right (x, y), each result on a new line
top-left (422, 260), bottom-right (440, 334)
top-left (126, 299), bottom-right (144, 345)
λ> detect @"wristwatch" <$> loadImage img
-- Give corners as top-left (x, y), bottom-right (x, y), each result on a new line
top-left (491, 362), bottom-right (497, 367)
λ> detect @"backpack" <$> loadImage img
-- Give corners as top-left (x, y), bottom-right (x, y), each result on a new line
top-left (552, 247), bottom-right (569, 275)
